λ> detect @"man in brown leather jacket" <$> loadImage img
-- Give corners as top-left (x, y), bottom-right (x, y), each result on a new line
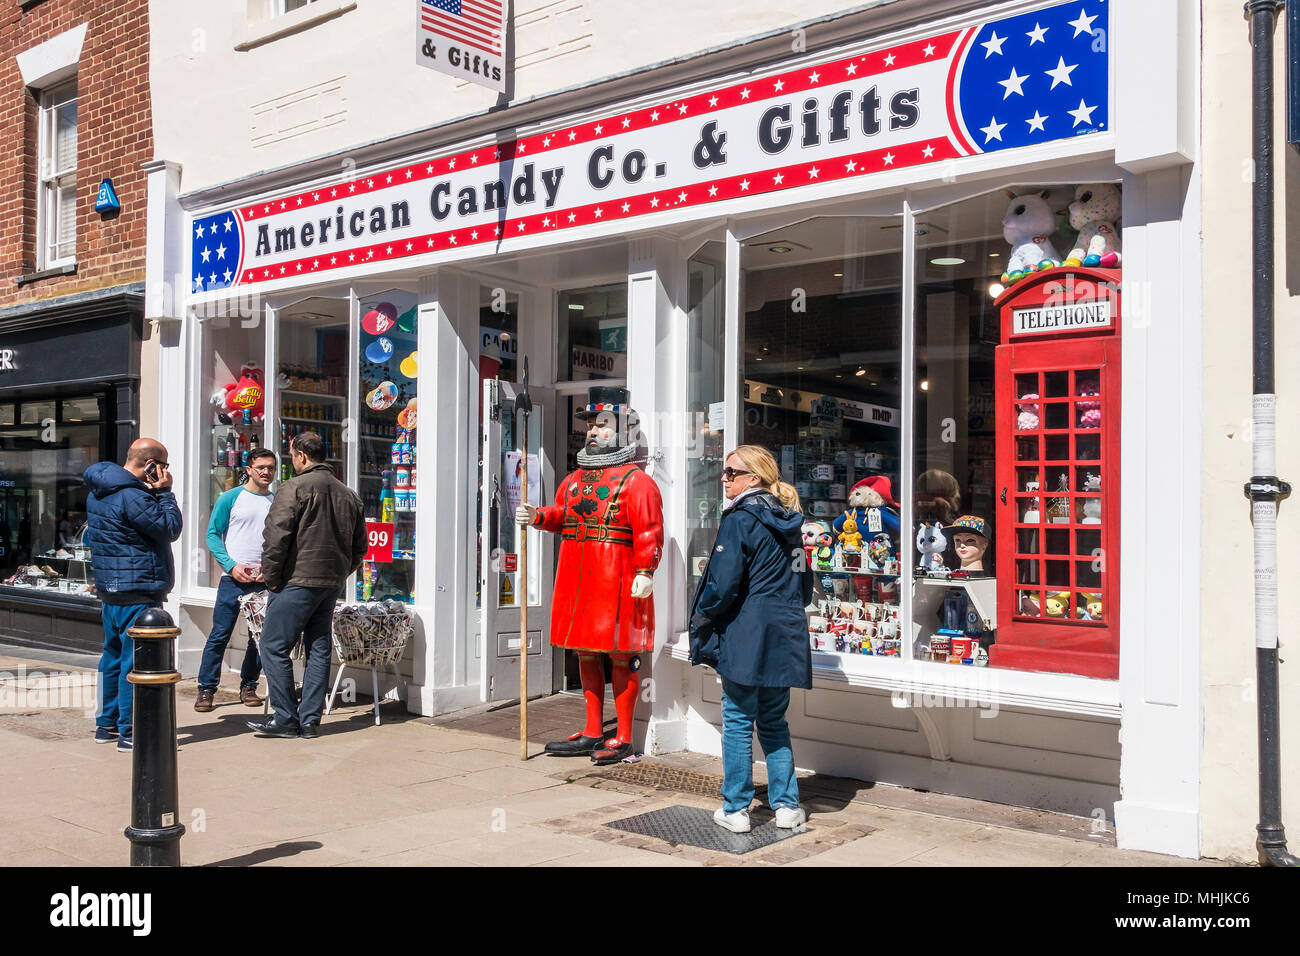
top-left (247, 431), bottom-right (366, 738)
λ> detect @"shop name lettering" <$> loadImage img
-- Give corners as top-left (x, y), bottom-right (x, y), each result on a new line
top-left (249, 82), bottom-right (921, 263)
top-left (1012, 302), bottom-right (1111, 334)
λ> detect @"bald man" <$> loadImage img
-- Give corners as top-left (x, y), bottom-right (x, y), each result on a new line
top-left (83, 438), bottom-right (183, 751)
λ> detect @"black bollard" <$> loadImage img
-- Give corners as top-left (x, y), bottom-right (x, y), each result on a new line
top-left (123, 607), bottom-right (186, 866)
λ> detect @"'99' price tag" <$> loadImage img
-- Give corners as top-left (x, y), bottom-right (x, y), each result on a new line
top-left (365, 522), bottom-right (394, 563)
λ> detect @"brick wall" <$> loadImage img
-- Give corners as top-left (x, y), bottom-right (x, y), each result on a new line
top-left (0, 0), bottom-right (151, 309)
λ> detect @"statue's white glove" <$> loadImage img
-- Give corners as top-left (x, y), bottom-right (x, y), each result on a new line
top-left (515, 504), bottom-right (537, 526)
top-left (630, 573), bottom-right (654, 599)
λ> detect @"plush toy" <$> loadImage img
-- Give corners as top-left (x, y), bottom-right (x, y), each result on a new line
top-left (212, 363), bottom-right (266, 423)
top-left (867, 533), bottom-right (893, 570)
top-left (1019, 592), bottom-right (1042, 617)
top-left (1064, 183), bottom-right (1122, 267)
top-left (1000, 190), bottom-right (1062, 286)
top-left (1077, 378), bottom-right (1101, 429)
top-left (833, 476), bottom-right (901, 541)
top-left (837, 511), bottom-right (863, 554)
top-left (916, 522), bottom-right (947, 572)
top-left (1044, 591), bottom-right (1071, 618)
top-left (802, 520), bottom-right (829, 568)
top-left (1077, 592), bottom-right (1103, 620)
top-left (1017, 393), bottom-right (1041, 430)
top-left (814, 531), bottom-right (836, 572)
top-left (1080, 473), bottom-right (1102, 524)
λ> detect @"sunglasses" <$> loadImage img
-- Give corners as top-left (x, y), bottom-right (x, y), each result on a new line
top-left (721, 467), bottom-right (752, 481)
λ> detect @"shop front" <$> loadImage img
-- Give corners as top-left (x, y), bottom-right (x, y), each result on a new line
top-left (0, 286), bottom-right (143, 653)
top-left (164, 0), bottom-right (1202, 854)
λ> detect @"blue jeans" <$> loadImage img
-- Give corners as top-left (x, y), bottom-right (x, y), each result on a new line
top-left (258, 585), bottom-right (337, 728)
top-left (719, 678), bottom-right (799, 813)
top-left (97, 603), bottom-right (157, 735)
top-left (198, 576), bottom-right (266, 692)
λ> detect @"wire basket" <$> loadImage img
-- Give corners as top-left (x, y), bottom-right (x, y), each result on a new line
top-left (237, 589), bottom-right (304, 661)
top-left (330, 601), bottom-right (413, 665)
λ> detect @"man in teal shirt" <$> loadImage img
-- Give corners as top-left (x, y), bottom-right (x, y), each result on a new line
top-left (197, 448), bottom-right (277, 712)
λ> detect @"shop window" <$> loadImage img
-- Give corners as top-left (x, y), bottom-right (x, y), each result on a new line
top-left (37, 80), bottom-right (77, 270)
top-left (686, 241), bottom-right (726, 602)
top-left (910, 184), bottom-right (1122, 678)
top-left (198, 303), bottom-right (269, 590)
top-left (476, 285), bottom-right (520, 612)
top-left (356, 289), bottom-right (419, 604)
top-left (557, 283), bottom-right (627, 381)
top-left (741, 216), bottom-right (904, 659)
top-left (0, 395), bottom-right (108, 597)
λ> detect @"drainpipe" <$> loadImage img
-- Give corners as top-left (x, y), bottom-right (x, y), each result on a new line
top-left (1243, 0), bottom-right (1297, 868)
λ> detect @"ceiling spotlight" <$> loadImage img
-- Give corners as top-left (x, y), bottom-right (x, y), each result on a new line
top-left (769, 245), bottom-right (792, 253)
top-left (988, 282), bottom-right (1005, 299)
top-left (930, 257), bottom-right (966, 266)
top-left (920, 379), bottom-right (930, 391)
top-left (568, 303), bottom-right (585, 310)
top-left (988, 252), bottom-right (1001, 258)
top-left (855, 368), bottom-right (866, 377)
top-left (833, 272), bottom-right (844, 278)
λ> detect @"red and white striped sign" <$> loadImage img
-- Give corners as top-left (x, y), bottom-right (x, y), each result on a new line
top-left (417, 0), bottom-right (505, 92)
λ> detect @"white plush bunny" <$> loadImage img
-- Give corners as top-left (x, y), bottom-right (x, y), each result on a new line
top-left (1001, 190), bottom-right (1062, 286)
top-left (916, 522), bottom-right (947, 572)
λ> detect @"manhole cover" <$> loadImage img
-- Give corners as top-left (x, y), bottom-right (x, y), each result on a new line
top-left (605, 804), bottom-right (798, 855)
top-left (587, 760), bottom-right (767, 800)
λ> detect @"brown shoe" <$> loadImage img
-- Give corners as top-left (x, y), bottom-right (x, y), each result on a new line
top-left (194, 689), bottom-right (215, 713)
top-left (240, 685), bottom-right (264, 707)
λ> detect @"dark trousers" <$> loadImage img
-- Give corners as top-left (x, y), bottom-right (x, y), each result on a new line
top-left (97, 603), bottom-right (155, 735)
top-left (258, 585), bottom-right (337, 728)
top-left (198, 575), bottom-right (265, 692)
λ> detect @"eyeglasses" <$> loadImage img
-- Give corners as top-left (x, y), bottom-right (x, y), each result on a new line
top-left (248, 463), bottom-right (276, 473)
top-left (721, 467), bottom-right (751, 481)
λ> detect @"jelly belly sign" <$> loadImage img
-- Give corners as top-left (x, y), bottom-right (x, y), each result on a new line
top-left (189, 1), bottom-right (1108, 294)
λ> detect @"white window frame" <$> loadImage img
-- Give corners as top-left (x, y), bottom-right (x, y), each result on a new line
top-left (272, 0), bottom-right (316, 16)
top-left (37, 79), bottom-right (77, 271)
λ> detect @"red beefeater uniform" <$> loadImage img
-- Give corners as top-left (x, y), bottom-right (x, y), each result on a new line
top-left (534, 462), bottom-right (664, 653)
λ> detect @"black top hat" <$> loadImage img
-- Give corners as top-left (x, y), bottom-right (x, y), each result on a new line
top-left (576, 386), bottom-right (636, 421)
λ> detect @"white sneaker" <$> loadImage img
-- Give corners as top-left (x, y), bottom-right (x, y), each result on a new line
top-left (713, 807), bottom-right (751, 833)
top-left (774, 806), bottom-right (806, 829)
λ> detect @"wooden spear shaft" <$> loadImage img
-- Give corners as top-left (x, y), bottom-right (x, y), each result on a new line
top-left (519, 411), bottom-right (529, 761)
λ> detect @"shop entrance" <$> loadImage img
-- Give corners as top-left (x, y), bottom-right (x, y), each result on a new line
top-left (478, 376), bottom-right (556, 702)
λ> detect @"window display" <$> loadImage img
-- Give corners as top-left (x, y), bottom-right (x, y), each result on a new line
top-left (557, 283), bottom-right (626, 381)
top-left (0, 395), bottom-right (106, 598)
top-left (686, 242), bottom-right (725, 601)
top-left (739, 216), bottom-right (903, 658)
top-left (356, 290), bottom-right (419, 604)
top-left (912, 184), bottom-right (1123, 677)
top-left (199, 308), bottom-right (268, 588)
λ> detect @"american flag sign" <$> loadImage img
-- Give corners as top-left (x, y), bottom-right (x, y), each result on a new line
top-left (417, 0), bottom-right (506, 93)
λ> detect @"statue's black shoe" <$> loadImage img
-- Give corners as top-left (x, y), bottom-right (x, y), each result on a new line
top-left (543, 734), bottom-right (603, 756)
top-left (591, 741), bottom-right (635, 765)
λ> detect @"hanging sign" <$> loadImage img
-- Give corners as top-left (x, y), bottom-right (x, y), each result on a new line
top-left (365, 521), bottom-right (394, 563)
top-left (95, 178), bottom-right (121, 215)
top-left (416, 0), bottom-right (506, 94)
top-left (190, 0), bottom-right (1108, 294)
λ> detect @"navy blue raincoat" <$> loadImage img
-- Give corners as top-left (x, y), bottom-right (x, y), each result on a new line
top-left (689, 491), bottom-right (813, 689)
top-left (83, 462), bottom-right (183, 602)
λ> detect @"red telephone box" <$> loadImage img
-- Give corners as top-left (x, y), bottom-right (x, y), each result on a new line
top-left (992, 268), bottom-right (1121, 679)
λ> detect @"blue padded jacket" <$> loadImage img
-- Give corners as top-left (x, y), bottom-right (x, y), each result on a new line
top-left (83, 462), bottom-right (183, 602)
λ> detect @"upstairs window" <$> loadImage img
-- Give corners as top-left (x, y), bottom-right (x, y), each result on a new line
top-left (38, 80), bottom-right (77, 269)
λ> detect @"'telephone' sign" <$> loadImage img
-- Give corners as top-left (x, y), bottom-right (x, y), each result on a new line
top-left (1011, 299), bottom-right (1112, 336)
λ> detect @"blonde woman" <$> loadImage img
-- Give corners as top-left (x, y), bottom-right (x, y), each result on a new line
top-left (689, 445), bottom-right (813, 833)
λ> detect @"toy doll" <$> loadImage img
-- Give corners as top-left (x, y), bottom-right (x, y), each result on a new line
top-left (1000, 190), bottom-right (1063, 286)
top-left (916, 522), bottom-right (947, 572)
top-left (1077, 592), bottom-right (1103, 620)
top-left (1063, 183), bottom-right (1122, 268)
top-left (1017, 394), bottom-right (1040, 430)
top-left (837, 511), bottom-right (864, 553)
top-left (1044, 592), bottom-right (1071, 618)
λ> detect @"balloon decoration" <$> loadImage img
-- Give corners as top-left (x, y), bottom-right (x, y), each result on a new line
top-left (365, 337), bottom-right (395, 364)
top-left (397, 305), bottom-right (418, 333)
top-left (397, 397), bottom-right (418, 431)
top-left (362, 302), bottom-right (398, 336)
top-left (398, 351), bottom-right (418, 379)
top-left (366, 381), bottom-right (398, 411)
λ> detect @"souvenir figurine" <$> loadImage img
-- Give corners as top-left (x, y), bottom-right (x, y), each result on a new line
top-left (517, 386), bottom-right (664, 765)
top-left (867, 533), bottom-right (893, 571)
top-left (1017, 393), bottom-right (1041, 430)
top-left (1044, 591), bottom-right (1071, 618)
top-left (947, 515), bottom-right (989, 574)
top-left (1077, 592), bottom-right (1103, 620)
top-left (801, 520), bottom-right (828, 569)
top-left (916, 522), bottom-right (947, 572)
top-left (1000, 189), bottom-right (1063, 286)
top-left (211, 363), bottom-right (266, 423)
top-left (1019, 592), bottom-right (1042, 617)
top-left (814, 530), bottom-right (836, 572)
top-left (1080, 473), bottom-right (1102, 524)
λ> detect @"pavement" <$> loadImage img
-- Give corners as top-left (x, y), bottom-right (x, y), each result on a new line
top-left (0, 645), bottom-right (1222, 867)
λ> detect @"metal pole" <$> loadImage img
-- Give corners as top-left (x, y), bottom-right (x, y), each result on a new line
top-left (1243, 0), bottom-right (1297, 867)
top-left (517, 357), bottom-right (533, 760)
top-left (123, 607), bottom-right (186, 866)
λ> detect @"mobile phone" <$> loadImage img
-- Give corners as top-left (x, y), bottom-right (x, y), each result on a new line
top-left (145, 461), bottom-right (160, 483)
